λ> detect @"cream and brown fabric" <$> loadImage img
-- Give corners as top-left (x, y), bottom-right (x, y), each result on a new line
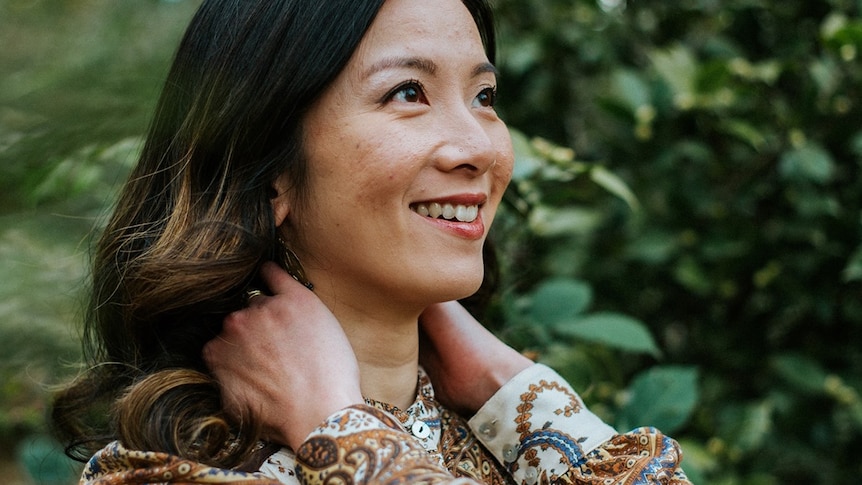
top-left (81, 365), bottom-right (691, 484)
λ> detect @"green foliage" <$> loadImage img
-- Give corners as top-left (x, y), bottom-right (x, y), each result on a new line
top-left (0, 0), bottom-right (200, 475)
top-left (617, 366), bottom-right (699, 434)
top-left (556, 313), bottom-right (661, 358)
top-left (494, 131), bottom-right (699, 469)
top-left (493, 0), bottom-right (862, 482)
top-left (506, 271), bottom-right (662, 359)
top-left (16, 435), bottom-right (80, 485)
top-left (2, 0), bottom-right (861, 483)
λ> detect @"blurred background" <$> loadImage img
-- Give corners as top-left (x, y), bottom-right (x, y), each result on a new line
top-left (1, 0), bottom-right (860, 483)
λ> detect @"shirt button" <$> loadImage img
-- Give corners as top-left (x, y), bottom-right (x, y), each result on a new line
top-left (411, 420), bottom-right (431, 439)
top-left (478, 421), bottom-right (497, 439)
top-left (524, 466), bottom-right (539, 485)
top-left (502, 444), bottom-right (518, 463)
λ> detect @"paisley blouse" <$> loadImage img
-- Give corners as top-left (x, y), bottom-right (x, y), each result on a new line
top-left (81, 364), bottom-right (691, 484)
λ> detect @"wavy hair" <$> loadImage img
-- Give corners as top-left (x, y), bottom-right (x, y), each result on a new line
top-left (52, 0), bottom-right (498, 468)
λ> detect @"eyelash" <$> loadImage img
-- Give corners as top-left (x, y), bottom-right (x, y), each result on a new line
top-left (384, 79), bottom-right (427, 104)
top-left (475, 86), bottom-right (498, 108)
top-left (382, 80), bottom-right (498, 108)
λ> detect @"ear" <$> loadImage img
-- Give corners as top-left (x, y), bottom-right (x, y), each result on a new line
top-left (271, 172), bottom-right (293, 227)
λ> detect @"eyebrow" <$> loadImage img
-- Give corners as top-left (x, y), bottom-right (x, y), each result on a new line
top-left (471, 61), bottom-right (499, 78)
top-left (362, 56), bottom-right (499, 80)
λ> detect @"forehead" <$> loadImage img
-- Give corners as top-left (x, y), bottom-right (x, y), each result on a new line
top-left (350, 0), bottom-right (486, 68)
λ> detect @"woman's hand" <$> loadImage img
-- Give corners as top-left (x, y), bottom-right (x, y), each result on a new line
top-left (419, 301), bottom-right (533, 415)
top-left (203, 262), bottom-right (363, 450)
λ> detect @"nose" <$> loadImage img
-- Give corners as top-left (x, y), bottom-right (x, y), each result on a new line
top-left (432, 104), bottom-right (497, 176)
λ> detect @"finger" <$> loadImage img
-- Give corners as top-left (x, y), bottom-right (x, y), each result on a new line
top-left (260, 260), bottom-right (306, 295)
top-left (201, 336), bottom-right (224, 371)
top-left (244, 288), bottom-right (267, 307)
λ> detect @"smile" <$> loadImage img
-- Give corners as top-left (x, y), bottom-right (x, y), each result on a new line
top-left (411, 202), bottom-right (480, 223)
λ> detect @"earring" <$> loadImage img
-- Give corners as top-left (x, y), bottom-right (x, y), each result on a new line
top-left (278, 236), bottom-right (314, 291)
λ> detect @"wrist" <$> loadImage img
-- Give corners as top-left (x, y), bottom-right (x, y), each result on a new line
top-left (488, 355), bottom-right (533, 388)
top-left (282, 390), bottom-right (364, 450)
top-left (474, 355), bottom-right (533, 410)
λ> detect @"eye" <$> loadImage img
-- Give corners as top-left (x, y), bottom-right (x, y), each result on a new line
top-left (473, 86), bottom-right (497, 108)
top-left (385, 80), bottom-right (428, 104)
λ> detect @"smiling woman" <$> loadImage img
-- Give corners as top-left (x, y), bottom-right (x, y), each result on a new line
top-left (50, 0), bottom-right (691, 484)
top-left (287, 0), bottom-right (512, 319)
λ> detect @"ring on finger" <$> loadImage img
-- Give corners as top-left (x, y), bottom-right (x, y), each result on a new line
top-left (244, 288), bottom-right (265, 305)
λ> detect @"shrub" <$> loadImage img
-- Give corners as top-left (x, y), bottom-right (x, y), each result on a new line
top-left (492, 0), bottom-right (862, 482)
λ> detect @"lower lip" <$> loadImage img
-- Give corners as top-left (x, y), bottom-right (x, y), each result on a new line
top-left (415, 211), bottom-right (486, 240)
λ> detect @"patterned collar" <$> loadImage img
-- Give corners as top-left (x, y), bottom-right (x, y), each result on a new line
top-left (362, 366), bottom-right (443, 460)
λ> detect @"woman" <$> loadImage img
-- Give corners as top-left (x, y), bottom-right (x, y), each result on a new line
top-left (53, 0), bottom-right (691, 483)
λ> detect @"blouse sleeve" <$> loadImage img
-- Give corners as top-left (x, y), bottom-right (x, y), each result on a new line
top-left (467, 364), bottom-right (691, 485)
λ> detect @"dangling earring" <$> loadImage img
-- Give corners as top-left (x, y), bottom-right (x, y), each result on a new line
top-left (278, 236), bottom-right (314, 291)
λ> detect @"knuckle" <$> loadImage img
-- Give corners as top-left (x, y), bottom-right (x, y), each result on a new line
top-left (222, 310), bottom-right (245, 331)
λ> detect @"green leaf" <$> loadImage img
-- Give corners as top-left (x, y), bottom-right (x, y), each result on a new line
top-left (843, 245), bottom-right (862, 282)
top-left (719, 401), bottom-right (774, 452)
top-left (779, 142), bottom-right (836, 184)
top-left (617, 366), bottom-right (699, 434)
top-left (555, 312), bottom-right (661, 357)
top-left (538, 344), bottom-right (598, 394)
top-left (589, 165), bottom-right (639, 210)
top-left (528, 205), bottom-right (603, 237)
top-left (609, 68), bottom-right (651, 112)
top-left (509, 128), bottom-right (544, 181)
top-left (673, 439), bottom-right (716, 485)
top-left (824, 19), bottom-right (862, 47)
top-left (649, 45), bottom-right (698, 109)
top-left (626, 230), bottom-right (679, 264)
top-left (850, 131), bottom-right (862, 157)
top-left (771, 353), bottom-right (829, 394)
top-left (719, 119), bottom-right (768, 151)
top-left (528, 278), bottom-right (593, 326)
top-left (673, 256), bottom-right (712, 296)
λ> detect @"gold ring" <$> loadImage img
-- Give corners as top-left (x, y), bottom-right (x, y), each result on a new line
top-left (244, 289), bottom-right (265, 305)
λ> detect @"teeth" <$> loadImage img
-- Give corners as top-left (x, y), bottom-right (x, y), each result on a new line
top-left (442, 204), bottom-right (456, 219)
top-left (429, 202), bottom-right (443, 218)
top-left (412, 202), bottom-right (479, 222)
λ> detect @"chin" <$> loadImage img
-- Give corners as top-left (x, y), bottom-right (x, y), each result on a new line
top-left (432, 270), bottom-right (485, 303)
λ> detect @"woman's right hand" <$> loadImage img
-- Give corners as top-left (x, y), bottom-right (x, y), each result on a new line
top-left (203, 261), bottom-right (363, 450)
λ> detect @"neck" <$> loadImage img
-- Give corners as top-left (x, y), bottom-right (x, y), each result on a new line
top-left (317, 286), bottom-right (422, 411)
top-left (348, 321), bottom-right (420, 411)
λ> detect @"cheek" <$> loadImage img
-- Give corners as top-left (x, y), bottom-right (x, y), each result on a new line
top-left (356, 139), bottom-right (424, 193)
top-left (493, 136), bottom-right (515, 192)
top-left (352, 140), bottom-right (398, 199)
top-left (494, 155), bottom-right (514, 186)
top-left (310, 134), bottom-right (374, 194)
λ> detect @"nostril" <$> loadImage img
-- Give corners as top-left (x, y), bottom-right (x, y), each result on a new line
top-left (455, 162), bottom-right (478, 171)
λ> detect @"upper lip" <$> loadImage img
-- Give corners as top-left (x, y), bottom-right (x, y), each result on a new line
top-left (410, 193), bottom-right (488, 207)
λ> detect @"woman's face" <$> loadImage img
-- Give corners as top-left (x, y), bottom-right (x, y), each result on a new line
top-left (285, 0), bottom-right (513, 314)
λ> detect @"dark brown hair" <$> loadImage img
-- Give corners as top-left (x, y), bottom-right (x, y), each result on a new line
top-left (52, 0), bottom-right (498, 468)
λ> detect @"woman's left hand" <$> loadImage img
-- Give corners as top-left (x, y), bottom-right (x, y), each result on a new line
top-left (419, 301), bottom-right (533, 415)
